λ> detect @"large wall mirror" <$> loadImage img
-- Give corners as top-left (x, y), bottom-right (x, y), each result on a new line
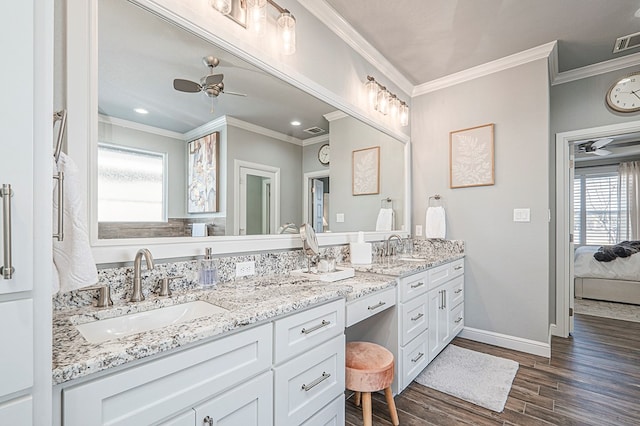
top-left (65, 0), bottom-right (409, 262)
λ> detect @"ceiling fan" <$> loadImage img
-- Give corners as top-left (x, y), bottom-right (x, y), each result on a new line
top-left (173, 56), bottom-right (247, 98)
top-left (578, 138), bottom-right (614, 156)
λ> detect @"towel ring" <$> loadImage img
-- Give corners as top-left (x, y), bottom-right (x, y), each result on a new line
top-left (428, 194), bottom-right (442, 207)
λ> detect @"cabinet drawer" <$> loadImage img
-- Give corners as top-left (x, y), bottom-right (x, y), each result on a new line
top-left (400, 295), bottom-right (428, 346)
top-left (63, 323), bottom-right (272, 426)
top-left (301, 395), bottom-right (344, 426)
top-left (448, 275), bottom-right (464, 308)
top-left (274, 334), bottom-right (345, 426)
top-left (449, 258), bottom-right (464, 278)
top-left (346, 287), bottom-right (396, 327)
top-left (399, 329), bottom-right (429, 392)
top-left (398, 271), bottom-right (428, 302)
top-left (450, 302), bottom-right (464, 336)
top-left (159, 408), bottom-right (195, 426)
top-left (194, 371), bottom-right (273, 426)
top-left (428, 263), bottom-right (451, 290)
top-left (274, 299), bottom-right (344, 364)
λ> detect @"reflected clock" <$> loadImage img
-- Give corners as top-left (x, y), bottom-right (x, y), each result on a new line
top-left (318, 143), bottom-right (330, 165)
top-left (606, 71), bottom-right (640, 113)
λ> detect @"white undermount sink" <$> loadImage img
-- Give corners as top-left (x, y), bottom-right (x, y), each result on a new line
top-left (75, 300), bottom-right (228, 344)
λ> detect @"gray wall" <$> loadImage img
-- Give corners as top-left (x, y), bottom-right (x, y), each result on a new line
top-left (412, 59), bottom-right (550, 344)
top-left (548, 63), bottom-right (640, 323)
top-left (226, 125), bottom-right (303, 235)
top-left (329, 116), bottom-right (405, 232)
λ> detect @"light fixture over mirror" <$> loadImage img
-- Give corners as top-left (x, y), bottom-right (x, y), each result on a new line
top-left (211, 0), bottom-right (297, 55)
top-left (365, 75), bottom-right (409, 127)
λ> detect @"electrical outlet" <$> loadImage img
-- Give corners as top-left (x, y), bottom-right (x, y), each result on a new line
top-left (236, 261), bottom-right (255, 277)
top-left (415, 225), bottom-right (423, 236)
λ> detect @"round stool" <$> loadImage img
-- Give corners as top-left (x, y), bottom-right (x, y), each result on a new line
top-left (345, 341), bottom-right (399, 426)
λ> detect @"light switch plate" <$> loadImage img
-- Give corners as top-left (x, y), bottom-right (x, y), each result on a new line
top-left (415, 225), bottom-right (423, 236)
top-left (513, 208), bottom-right (531, 222)
top-left (336, 213), bottom-right (345, 223)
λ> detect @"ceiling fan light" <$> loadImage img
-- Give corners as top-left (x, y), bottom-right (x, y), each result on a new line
top-left (210, 0), bottom-right (231, 15)
top-left (247, 0), bottom-right (267, 35)
top-left (277, 11), bottom-right (296, 55)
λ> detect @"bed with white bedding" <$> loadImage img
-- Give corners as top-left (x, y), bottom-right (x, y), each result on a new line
top-left (574, 245), bottom-right (640, 304)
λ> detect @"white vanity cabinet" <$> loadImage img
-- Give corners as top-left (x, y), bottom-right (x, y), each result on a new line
top-left (62, 323), bottom-right (273, 426)
top-left (273, 299), bottom-right (346, 425)
top-left (427, 259), bottom-right (465, 362)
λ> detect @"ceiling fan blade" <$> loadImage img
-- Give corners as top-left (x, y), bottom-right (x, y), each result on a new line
top-left (204, 73), bottom-right (224, 85)
top-left (173, 79), bottom-right (202, 93)
top-left (593, 148), bottom-right (612, 156)
top-left (223, 90), bottom-right (248, 97)
top-left (592, 138), bottom-right (614, 149)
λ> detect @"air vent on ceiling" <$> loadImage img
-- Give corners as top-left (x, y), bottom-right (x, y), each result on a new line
top-left (304, 126), bottom-right (326, 135)
top-left (613, 31), bottom-right (640, 53)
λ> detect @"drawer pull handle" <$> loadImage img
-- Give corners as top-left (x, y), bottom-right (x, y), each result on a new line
top-left (302, 372), bottom-right (331, 391)
top-left (454, 265), bottom-right (463, 270)
top-left (455, 316), bottom-right (463, 323)
top-left (410, 312), bottom-right (424, 321)
top-left (301, 319), bottom-right (330, 335)
top-left (411, 352), bottom-right (424, 363)
top-left (410, 281), bottom-right (424, 289)
top-left (455, 288), bottom-right (463, 294)
top-left (368, 301), bottom-right (386, 310)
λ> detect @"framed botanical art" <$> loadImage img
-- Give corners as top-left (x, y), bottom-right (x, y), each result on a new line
top-left (187, 131), bottom-right (219, 213)
top-left (352, 146), bottom-right (380, 195)
top-left (450, 123), bottom-right (495, 188)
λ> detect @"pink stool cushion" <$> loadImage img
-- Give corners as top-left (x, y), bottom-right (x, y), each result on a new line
top-left (345, 341), bottom-right (394, 392)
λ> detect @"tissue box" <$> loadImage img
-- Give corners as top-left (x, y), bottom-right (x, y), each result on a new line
top-left (350, 242), bottom-right (372, 265)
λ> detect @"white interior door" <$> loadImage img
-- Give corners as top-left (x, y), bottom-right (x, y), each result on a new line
top-left (312, 179), bottom-right (324, 232)
top-left (235, 161), bottom-right (279, 235)
top-left (569, 154), bottom-right (575, 334)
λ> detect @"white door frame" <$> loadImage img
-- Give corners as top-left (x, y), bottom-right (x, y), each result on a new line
top-left (554, 119), bottom-right (640, 337)
top-left (302, 170), bottom-right (329, 224)
top-left (234, 160), bottom-right (280, 235)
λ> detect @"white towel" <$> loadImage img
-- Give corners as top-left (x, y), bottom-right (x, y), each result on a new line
top-left (425, 206), bottom-right (446, 239)
top-left (52, 152), bottom-right (98, 294)
top-left (376, 208), bottom-right (394, 231)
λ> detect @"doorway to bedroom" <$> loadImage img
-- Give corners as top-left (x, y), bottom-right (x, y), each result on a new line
top-left (556, 120), bottom-right (640, 336)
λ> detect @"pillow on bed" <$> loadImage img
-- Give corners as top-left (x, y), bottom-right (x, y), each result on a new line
top-left (594, 240), bottom-right (640, 262)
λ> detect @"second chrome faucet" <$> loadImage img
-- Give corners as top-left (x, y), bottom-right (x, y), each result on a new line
top-left (130, 248), bottom-right (154, 302)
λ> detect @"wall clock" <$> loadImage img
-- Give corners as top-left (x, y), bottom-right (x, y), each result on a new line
top-left (318, 143), bottom-right (330, 165)
top-left (606, 72), bottom-right (640, 113)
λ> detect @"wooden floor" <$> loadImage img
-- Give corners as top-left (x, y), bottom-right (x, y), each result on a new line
top-left (346, 314), bottom-right (640, 425)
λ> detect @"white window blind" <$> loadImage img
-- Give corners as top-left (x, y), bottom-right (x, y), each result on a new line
top-left (573, 170), bottom-right (626, 246)
top-left (98, 144), bottom-right (166, 222)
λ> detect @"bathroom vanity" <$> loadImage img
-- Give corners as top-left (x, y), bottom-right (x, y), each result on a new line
top-left (52, 243), bottom-right (464, 425)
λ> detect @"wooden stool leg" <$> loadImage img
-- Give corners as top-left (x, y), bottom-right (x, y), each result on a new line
top-left (354, 391), bottom-right (361, 407)
top-left (384, 387), bottom-right (399, 426)
top-left (362, 392), bottom-right (372, 426)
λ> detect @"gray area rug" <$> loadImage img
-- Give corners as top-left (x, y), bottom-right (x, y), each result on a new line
top-left (574, 298), bottom-right (640, 323)
top-left (414, 344), bottom-right (518, 412)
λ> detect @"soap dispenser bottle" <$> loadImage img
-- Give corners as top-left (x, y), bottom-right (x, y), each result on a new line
top-left (199, 247), bottom-right (218, 288)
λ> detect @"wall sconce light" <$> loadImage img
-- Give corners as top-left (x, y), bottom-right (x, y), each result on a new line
top-left (210, 0), bottom-right (296, 55)
top-left (365, 75), bottom-right (409, 126)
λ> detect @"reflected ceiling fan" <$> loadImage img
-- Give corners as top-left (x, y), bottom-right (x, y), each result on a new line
top-left (578, 138), bottom-right (614, 156)
top-left (173, 56), bottom-right (247, 99)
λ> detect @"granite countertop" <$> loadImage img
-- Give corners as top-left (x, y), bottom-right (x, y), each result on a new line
top-left (52, 272), bottom-right (396, 385)
top-left (348, 253), bottom-right (465, 278)
top-left (52, 251), bottom-right (463, 386)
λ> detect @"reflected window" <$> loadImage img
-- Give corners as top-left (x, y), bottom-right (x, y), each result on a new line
top-left (98, 144), bottom-right (166, 222)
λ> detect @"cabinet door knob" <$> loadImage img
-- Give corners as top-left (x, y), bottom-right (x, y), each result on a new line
top-left (203, 415), bottom-right (213, 426)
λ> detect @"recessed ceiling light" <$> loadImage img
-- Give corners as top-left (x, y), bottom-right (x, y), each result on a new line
top-left (290, 120), bottom-right (301, 126)
top-left (134, 108), bottom-right (149, 114)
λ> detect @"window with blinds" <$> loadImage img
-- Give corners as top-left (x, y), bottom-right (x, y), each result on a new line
top-left (573, 170), bottom-right (626, 245)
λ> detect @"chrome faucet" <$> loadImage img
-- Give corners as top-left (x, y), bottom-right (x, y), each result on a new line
top-left (385, 234), bottom-right (403, 256)
top-left (130, 248), bottom-right (154, 302)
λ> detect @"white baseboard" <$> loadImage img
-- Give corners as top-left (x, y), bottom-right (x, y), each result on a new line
top-left (459, 327), bottom-right (551, 358)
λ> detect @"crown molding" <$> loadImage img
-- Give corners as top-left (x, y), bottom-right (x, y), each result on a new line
top-left (413, 41), bottom-right (557, 96)
top-left (183, 115), bottom-right (227, 141)
top-left (323, 110), bottom-right (349, 121)
top-left (302, 133), bottom-right (330, 146)
top-left (225, 116), bottom-right (304, 146)
top-left (553, 51), bottom-right (640, 85)
top-left (297, 0), bottom-right (414, 96)
top-left (98, 114), bottom-right (185, 140)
